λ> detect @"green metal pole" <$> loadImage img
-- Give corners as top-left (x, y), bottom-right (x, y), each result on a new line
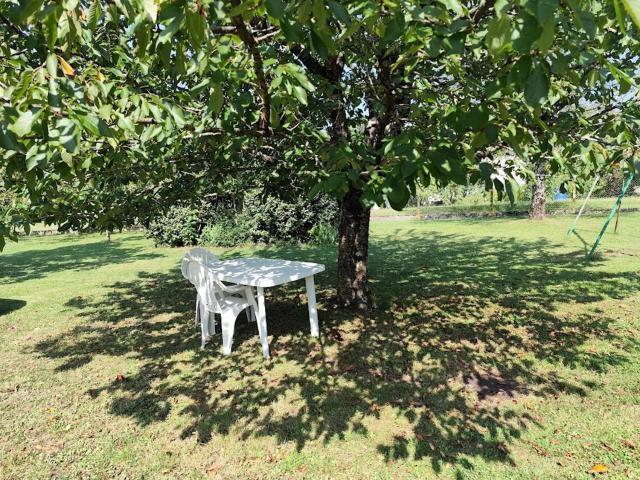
top-left (567, 175), bottom-right (600, 238)
top-left (586, 173), bottom-right (635, 260)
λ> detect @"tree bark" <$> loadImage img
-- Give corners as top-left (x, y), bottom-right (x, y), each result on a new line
top-left (529, 161), bottom-right (547, 219)
top-left (337, 186), bottom-right (371, 309)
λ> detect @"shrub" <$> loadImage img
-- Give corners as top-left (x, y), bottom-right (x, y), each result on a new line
top-left (146, 205), bottom-right (200, 247)
top-left (199, 218), bottom-right (251, 248)
top-left (309, 222), bottom-right (338, 244)
top-left (241, 193), bottom-right (339, 244)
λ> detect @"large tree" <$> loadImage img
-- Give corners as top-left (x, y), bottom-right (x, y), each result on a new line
top-left (1, 0), bottom-right (639, 307)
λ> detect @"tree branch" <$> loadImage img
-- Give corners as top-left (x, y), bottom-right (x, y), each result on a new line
top-left (290, 45), bottom-right (331, 79)
top-left (0, 12), bottom-right (28, 37)
top-left (471, 0), bottom-right (497, 24)
top-left (229, 1), bottom-right (271, 133)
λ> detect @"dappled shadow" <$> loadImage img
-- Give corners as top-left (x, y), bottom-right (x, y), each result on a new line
top-left (31, 230), bottom-right (640, 474)
top-left (0, 298), bottom-right (27, 317)
top-left (0, 234), bottom-right (161, 284)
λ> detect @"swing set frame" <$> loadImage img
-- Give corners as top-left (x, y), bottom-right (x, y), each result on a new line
top-left (567, 171), bottom-right (636, 260)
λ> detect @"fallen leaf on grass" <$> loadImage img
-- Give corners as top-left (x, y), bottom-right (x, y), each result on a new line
top-left (206, 463), bottom-right (219, 478)
top-left (339, 363), bottom-right (357, 373)
top-left (589, 463), bottom-right (609, 474)
top-left (622, 439), bottom-right (636, 450)
top-left (527, 441), bottom-right (550, 457)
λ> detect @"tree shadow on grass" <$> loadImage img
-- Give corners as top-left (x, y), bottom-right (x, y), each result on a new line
top-left (0, 298), bottom-right (27, 317)
top-left (31, 230), bottom-right (640, 475)
top-left (0, 234), bottom-right (161, 284)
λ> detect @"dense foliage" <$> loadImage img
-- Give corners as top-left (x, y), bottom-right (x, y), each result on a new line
top-left (146, 205), bottom-right (200, 247)
top-left (149, 191), bottom-right (338, 247)
top-left (242, 191), bottom-right (338, 244)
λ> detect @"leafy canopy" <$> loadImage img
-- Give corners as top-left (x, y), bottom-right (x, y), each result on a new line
top-left (1, 0), bottom-right (639, 248)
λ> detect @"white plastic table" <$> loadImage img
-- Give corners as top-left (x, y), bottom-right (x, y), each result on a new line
top-left (207, 258), bottom-right (325, 358)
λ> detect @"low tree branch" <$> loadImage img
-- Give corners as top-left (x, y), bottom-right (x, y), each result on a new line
top-left (229, 1), bottom-right (271, 133)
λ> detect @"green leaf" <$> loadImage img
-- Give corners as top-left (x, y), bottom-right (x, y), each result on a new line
top-left (185, 10), bottom-right (205, 49)
top-left (18, 0), bottom-right (44, 22)
top-left (280, 18), bottom-right (303, 42)
top-left (175, 42), bottom-right (186, 76)
top-left (381, 9), bottom-right (406, 46)
top-left (322, 173), bottom-right (348, 195)
top-left (537, 18), bottom-right (555, 54)
top-left (44, 5), bottom-right (62, 50)
top-left (48, 77), bottom-right (61, 111)
top-left (209, 84), bottom-right (224, 115)
top-left (117, 115), bottom-right (136, 133)
top-left (614, 0), bottom-right (627, 33)
top-left (157, 11), bottom-right (183, 45)
top-left (288, 66), bottom-right (315, 91)
top-left (57, 118), bottom-right (80, 153)
top-left (135, 23), bottom-right (151, 58)
top-left (439, 0), bottom-right (464, 16)
top-left (622, 0), bottom-right (640, 28)
top-left (75, 113), bottom-right (101, 136)
top-left (310, 28), bottom-right (329, 59)
top-left (26, 144), bottom-right (47, 171)
top-left (463, 106), bottom-right (489, 130)
top-left (575, 9), bottom-right (596, 38)
top-left (0, 125), bottom-right (22, 152)
top-left (169, 105), bottom-right (185, 127)
top-left (507, 55), bottom-right (532, 85)
top-left (141, 0), bottom-right (159, 22)
top-left (266, 0), bottom-right (285, 19)
top-left (512, 12), bottom-right (542, 53)
top-left (386, 175), bottom-right (410, 210)
top-left (88, 0), bottom-right (102, 30)
top-left (328, 1), bottom-right (351, 25)
top-left (494, 0), bottom-right (509, 16)
top-left (293, 85), bottom-right (308, 105)
top-left (525, 0), bottom-right (558, 25)
top-left (13, 70), bottom-right (34, 101)
top-left (524, 63), bottom-right (549, 107)
top-left (485, 16), bottom-right (512, 57)
top-left (506, 179), bottom-right (519, 204)
top-left (9, 109), bottom-right (38, 137)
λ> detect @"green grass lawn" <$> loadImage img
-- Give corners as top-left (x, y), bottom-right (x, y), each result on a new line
top-left (1, 214), bottom-right (639, 479)
top-left (371, 195), bottom-right (640, 217)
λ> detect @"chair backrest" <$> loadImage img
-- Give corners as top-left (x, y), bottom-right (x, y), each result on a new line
top-left (181, 248), bottom-right (224, 312)
top-left (181, 247), bottom-right (219, 280)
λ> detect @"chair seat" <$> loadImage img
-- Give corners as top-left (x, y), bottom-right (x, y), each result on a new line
top-left (217, 295), bottom-right (251, 316)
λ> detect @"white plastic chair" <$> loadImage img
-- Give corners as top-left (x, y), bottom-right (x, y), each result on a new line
top-left (180, 247), bottom-right (220, 327)
top-left (181, 248), bottom-right (258, 355)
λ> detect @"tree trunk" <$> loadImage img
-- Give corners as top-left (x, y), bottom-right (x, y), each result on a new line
top-left (529, 161), bottom-right (547, 219)
top-left (337, 187), bottom-right (371, 309)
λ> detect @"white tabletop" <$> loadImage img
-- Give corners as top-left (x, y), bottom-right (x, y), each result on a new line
top-left (209, 258), bottom-right (325, 287)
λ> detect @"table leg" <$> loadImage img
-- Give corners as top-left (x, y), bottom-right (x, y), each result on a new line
top-left (305, 275), bottom-right (319, 337)
top-left (256, 286), bottom-right (270, 358)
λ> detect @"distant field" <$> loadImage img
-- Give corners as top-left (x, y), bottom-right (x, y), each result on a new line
top-left (371, 195), bottom-right (640, 217)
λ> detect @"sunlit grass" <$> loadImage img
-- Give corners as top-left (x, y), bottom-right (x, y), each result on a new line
top-left (1, 214), bottom-right (639, 479)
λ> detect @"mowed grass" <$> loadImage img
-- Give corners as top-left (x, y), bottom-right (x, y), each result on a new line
top-left (1, 214), bottom-right (639, 479)
top-left (370, 195), bottom-right (640, 217)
